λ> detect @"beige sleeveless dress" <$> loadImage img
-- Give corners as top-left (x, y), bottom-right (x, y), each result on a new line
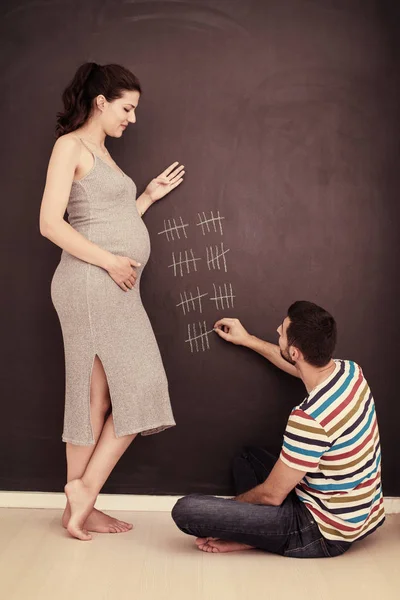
top-left (51, 140), bottom-right (176, 445)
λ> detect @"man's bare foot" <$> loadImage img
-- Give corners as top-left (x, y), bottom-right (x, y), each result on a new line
top-left (195, 537), bottom-right (255, 553)
top-left (195, 536), bottom-right (219, 546)
top-left (64, 479), bottom-right (97, 541)
top-left (62, 505), bottom-right (133, 534)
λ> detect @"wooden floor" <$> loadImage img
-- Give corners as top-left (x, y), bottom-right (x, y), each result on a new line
top-left (0, 509), bottom-right (399, 600)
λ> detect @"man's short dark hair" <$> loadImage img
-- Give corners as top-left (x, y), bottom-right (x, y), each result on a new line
top-left (286, 301), bottom-right (337, 367)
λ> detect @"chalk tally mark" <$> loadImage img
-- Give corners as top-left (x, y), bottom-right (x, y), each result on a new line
top-left (210, 283), bottom-right (235, 310)
top-left (197, 210), bottom-right (225, 236)
top-left (185, 321), bottom-right (213, 353)
top-left (206, 242), bottom-right (230, 272)
top-left (168, 249), bottom-right (201, 277)
top-left (158, 217), bottom-right (189, 242)
top-left (176, 287), bottom-right (208, 315)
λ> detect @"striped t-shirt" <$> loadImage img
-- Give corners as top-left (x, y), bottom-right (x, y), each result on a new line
top-left (279, 359), bottom-right (385, 543)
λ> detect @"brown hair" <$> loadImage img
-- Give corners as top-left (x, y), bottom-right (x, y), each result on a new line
top-left (55, 63), bottom-right (142, 138)
top-left (287, 301), bottom-right (337, 367)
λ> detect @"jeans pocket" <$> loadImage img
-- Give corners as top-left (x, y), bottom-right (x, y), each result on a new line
top-left (321, 538), bottom-right (351, 557)
top-left (284, 537), bottom-right (330, 559)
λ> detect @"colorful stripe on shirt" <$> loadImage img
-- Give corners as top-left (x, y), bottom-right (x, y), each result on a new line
top-left (279, 360), bottom-right (385, 543)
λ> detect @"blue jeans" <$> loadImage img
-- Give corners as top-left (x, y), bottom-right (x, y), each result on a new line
top-left (172, 446), bottom-right (351, 558)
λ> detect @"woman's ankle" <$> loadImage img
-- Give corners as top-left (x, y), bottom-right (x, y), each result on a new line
top-left (80, 477), bottom-right (101, 498)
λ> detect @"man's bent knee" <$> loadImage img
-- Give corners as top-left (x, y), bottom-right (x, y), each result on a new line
top-left (171, 494), bottom-right (200, 527)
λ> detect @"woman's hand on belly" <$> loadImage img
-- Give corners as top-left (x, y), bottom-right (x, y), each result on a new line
top-left (105, 255), bottom-right (141, 292)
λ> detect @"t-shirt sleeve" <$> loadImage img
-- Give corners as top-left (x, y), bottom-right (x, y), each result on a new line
top-left (279, 408), bottom-right (331, 473)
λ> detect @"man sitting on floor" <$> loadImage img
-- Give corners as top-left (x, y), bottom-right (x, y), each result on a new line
top-left (172, 301), bottom-right (385, 558)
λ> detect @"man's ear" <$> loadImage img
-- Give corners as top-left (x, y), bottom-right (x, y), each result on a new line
top-left (290, 345), bottom-right (302, 362)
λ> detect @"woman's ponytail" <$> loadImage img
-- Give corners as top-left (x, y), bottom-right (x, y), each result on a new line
top-left (55, 62), bottom-right (100, 138)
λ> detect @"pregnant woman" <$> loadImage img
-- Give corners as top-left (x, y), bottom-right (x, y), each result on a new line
top-left (39, 63), bottom-right (184, 541)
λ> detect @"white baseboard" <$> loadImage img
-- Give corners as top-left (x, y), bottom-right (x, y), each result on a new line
top-left (382, 498), bottom-right (400, 514)
top-left (0, 492), bottom-right (399, 513)
top-left (0, 492), bottom-right (182, 511)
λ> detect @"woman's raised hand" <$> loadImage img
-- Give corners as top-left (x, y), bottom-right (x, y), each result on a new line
top-left (144, 162), bottom-right (185, 203)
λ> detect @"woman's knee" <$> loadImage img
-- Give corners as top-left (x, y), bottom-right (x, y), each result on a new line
top-left (90, 392), bottom-right (111, 415)
top-left (90, 357), bottom-right (111, 414)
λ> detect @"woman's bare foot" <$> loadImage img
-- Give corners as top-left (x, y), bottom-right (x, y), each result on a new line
top-left (62, 505), bottom-right (133, 533)
top-left (195, 537), bottom-right (255, 553)
top-left (64, 479), bottom-right (97, 541)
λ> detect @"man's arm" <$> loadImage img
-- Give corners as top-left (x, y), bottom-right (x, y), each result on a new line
top-left (213, 318), bottom-right (300, 378)
top-left (241, 409), bottom-right (331, 506)
top-left (235, 458), bottom-right (307, 506)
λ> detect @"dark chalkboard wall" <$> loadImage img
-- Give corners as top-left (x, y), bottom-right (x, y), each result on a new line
top-left (1, 0), bottom-right (399, 495)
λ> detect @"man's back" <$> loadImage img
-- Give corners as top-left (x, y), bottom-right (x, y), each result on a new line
top-left (280, 359), bottom-right (385, 542)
